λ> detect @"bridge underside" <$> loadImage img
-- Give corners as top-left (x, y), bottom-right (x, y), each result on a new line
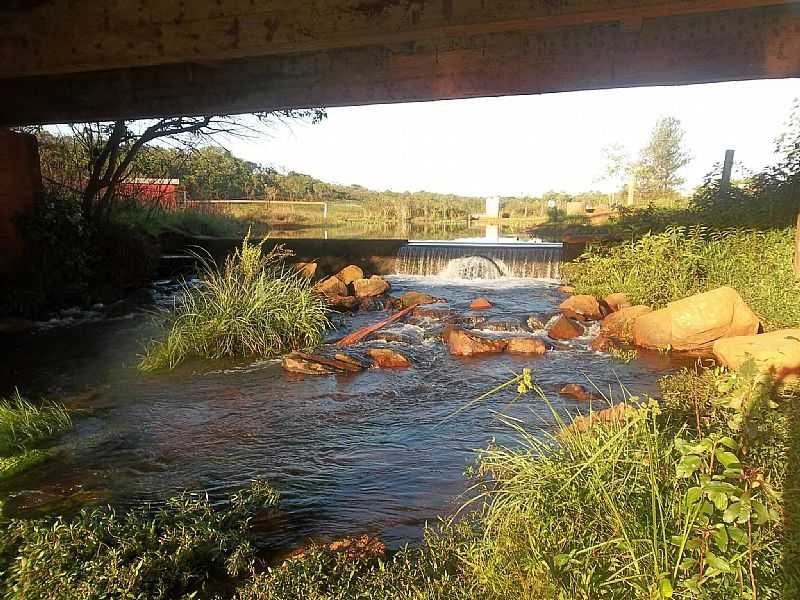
top-left (1, 1), bottom-right (799, 125)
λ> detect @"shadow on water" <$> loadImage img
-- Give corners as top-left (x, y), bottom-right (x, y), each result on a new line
top-left (0, 276), bottom-right (692, 551)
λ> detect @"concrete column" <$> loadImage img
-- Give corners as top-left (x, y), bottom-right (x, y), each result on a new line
top-left (0, 130), bottom-right (41, 276)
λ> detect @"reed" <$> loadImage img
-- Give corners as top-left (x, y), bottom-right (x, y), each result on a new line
top-left (0, 391), bottom-right (71, 457)
top-left (139, 234), bottom-right (330, 371)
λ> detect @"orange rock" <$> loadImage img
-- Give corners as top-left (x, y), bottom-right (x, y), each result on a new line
top-left (335, 264), bottom-right (365, 285)
top-left (470, 297), bottom-right (493, 310)
top-left (327, 295), bottom-right (360, 312)
top-left (600, 305), bottom-right (652, 341)
top-left (314, 276), bottom-right (347, 297)
top-left (591, 336), bottom-right (613, 352)
top-left (353, 275), bottom-right (390, 297)
top-left (294, 261), bottom-right (318, 279)
top-left (559, 294), bottom-right (603, 321)
top-left (569, 403), bottom-right (637, 434)
top-left (284, 535), bottom-right (385, 565)
top-left (632, 287), bottom-right (760, 351)
top-left (603, 292), bottom-right (631, 312)
top-left (506, 337), bottom-right (547, 355)
top-left (557, 285), bottom-right (576, 294)
top-left (442, 326), bottom-right (508, 356)
top-left (713, 329), bottom-right (800, 381)
top-left (548, 316), bottom-right (585, 340)
top-left (559, 383), bottom-right (594, 401)
top-left (367, 348), bottom-right (411, 368)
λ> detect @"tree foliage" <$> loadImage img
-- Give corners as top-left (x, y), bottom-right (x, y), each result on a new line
top-left (636, 116), bottom-right (692, 200)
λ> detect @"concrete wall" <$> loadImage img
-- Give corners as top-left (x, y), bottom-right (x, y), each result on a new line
top-left (0, 130), bottom-right (40, 275)
top-left (171, 236), bottom-right (408, 277)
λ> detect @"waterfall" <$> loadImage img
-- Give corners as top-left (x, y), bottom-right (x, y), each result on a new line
top-left (396, 242), bottom-right (562, 279)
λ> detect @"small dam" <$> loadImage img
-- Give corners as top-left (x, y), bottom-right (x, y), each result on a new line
top-left (395, 240), bottom-right (563, 280)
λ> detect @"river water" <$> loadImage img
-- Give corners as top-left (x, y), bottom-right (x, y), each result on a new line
top-left (0, 275), bottom-right (686, 550)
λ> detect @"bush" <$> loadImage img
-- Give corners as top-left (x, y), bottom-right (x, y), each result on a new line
top-left (0, 481), bottom-right (279, 600)
top-left (564, 226), bottom-right (800, 330)
top-left (139, 235), bottom-right (329, 370)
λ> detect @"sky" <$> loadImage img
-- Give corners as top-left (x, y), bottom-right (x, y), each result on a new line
top-left (226, 79), bottom-right (800, 198)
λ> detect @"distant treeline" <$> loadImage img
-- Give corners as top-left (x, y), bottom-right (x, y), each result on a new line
top-left (36, 131), bottom-right (613, 222)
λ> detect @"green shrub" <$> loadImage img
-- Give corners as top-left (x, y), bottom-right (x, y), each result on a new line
top-left (139, 235), bottom-right (329, 370)
top-left (0, 481), bottom-right (279, 600)
top-left (564, 226), bottom-right (800, 330)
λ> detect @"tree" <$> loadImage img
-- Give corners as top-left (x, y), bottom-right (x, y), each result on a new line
top-left (599, 143), bottom-right (630, 191)
top-left (636, 116), bottom-right (692, 200)
top-left (40, 109), bottom-right (326, 223)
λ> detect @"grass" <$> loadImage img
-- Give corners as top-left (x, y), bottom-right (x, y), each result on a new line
top-left (0, 391), bottom-right (72, 481)
top-left (139, 234), bottom-right (330, 371)
top-left (563, 226), bottom-right (800, 331)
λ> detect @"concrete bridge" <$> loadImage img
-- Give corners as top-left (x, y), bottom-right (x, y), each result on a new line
top-left (1, 1), bottom-right (799, 125)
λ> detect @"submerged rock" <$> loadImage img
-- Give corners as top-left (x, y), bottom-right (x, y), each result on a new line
top-left (314, 276), bottom-right (348, 298)
top-left (713, 329), bottom-right (800, 381)
top-left (353, 276), bottom-right (390, 298)
top-left (483, 318), bottom-right (527, 333)
top-left (284, 535), bottom-right (386, 564)
top-left (281, 354), bottom-right (335, 375)
top-left (557, 285), bottom-right (576, 295)
top-left (632, 287), bottom-right (760, 351)
top-left (0, 317), bottom-right (34, 334)
top-left (442, 326), bottom-right (507, 356)
top-left (367, 328), bottom-right (419, 344)
top-left (548, 316), bottom-right (585, 340)
top-left (559, 294), bottom-right (603, 321)
top-left (559, 383), bottom-right (596, 402)
top-left (334, 353), bottom-right (370, 369)
top-left (335, 264), bottom-right (364, 285)
top-left (327, 295), bottom-right (361, 312)
top-left (568, 403), bottom-right (637, 434)
top-left (368, 348), bottom-right (411, 368)
top-left (412, 304), bottom-right (454, 320)
top-left (470, 297), bottom-right (493, 310)
top-left (399, 291), bottom-right (446, 308)
top-left (526, 315), bottom-right (547, 331)
top-left (506, 337), bottom-right (547, 355)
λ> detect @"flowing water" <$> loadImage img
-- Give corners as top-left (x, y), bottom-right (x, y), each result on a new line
top-left (0, 272), bottom-right (687, 551)
top-left (396, 242), bottom-right (562, 279)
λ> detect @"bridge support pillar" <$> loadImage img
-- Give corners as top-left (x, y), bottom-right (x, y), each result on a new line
top-left (0, 130), bottom-right (41, 276)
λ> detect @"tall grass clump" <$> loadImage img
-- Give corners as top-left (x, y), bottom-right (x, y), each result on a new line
top-left (563, 226), bottom-right (800, 330)
top-left (0, 390), bottom-right (71, 481)
top-left (139, 235), bottom-right (329, 371)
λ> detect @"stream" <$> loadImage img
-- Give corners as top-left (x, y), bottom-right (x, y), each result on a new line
top-left (0, 275), bottom-right (688, 550)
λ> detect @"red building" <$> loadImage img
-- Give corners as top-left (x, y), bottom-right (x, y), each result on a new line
top-left (118, 178), bottom-right (185, 209)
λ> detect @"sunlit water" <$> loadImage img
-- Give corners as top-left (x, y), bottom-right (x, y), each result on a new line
top-left (0, 276), bottom-right (688, 550)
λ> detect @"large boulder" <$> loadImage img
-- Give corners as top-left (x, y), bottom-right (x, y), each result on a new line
top-left (295, 262), bottom-right (318, 279)
top-left (548, 316), bottom-right (585, 340)
top-left (600, 305), bottom-right (652, 341)
top-left (632, 287), bottom-right (760, 351)
top-left (559, 383), bottom-right (595, 402)
top-left (559, 295), bottom-right (603, 321)
top-left (604, 292), bottom-right (631, 312)
top-left (335, 265), bottom-right (365, 285)
top-left (368, 348), bottom-right (411, 368)
top-left (713, 329), bottom-right (800, 380)
top-left (483, 318), bottom-right (527, 333)
top-left (442, 326), bottom-right (507, 356)
top-left (282, 355), bottom-right (335, 375)
top-left (412, 304), bottom-right (454, 320)
top-left (327, 295), bottom-right (361, 312)
top-left (353, 276), bottom-right (390, 297)
top-left (314, 276), bottom-right (348, 297)
top-left (506, 337), bottom-right (547, 355)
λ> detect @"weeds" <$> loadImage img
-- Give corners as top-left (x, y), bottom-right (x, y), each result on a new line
top-left (139, 234), bottom-right (329, 370)
top-left (0, 391), bottom-right (71, 457)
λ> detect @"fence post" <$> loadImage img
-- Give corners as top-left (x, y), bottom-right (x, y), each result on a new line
top-left (721, 149), bottom-right (735, 192)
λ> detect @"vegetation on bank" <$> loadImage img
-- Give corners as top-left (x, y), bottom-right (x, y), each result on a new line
top-left (139, 236), bottom-right (329, 371)
top-left (0, 366), bottom-right (795, 599)
top-left (0, 391), bottom-right (71, 481)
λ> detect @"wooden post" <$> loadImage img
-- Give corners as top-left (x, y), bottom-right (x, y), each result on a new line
top-left (794, 207), bottom-right (800, 277)
top-left (721, 149), bottom-right (735, 192)
top-left (626, 173), bottom-right (636, 207)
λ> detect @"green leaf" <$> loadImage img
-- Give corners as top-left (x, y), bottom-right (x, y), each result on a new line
top-left (676, 455), bottom-right (702, 478)
top-left (719, 436), bottom-right (738, 450)
top-left (554, 554), bottom-right (570, 568)
top-left (713, 527), bottom-right (729, 553)
top-left (685, 487), bottom-right (702, 507)
top-left (723, 502), bottom-right (740, 524)
top-left (728, 526), bottom-right (747, 545)
top-left (705, 551), bottom-right (732, 573)
top-left (753, 500), bottom-right (772, 525)
top-left (715, 449), bottom-right (741, 469)
top-left (659, 577), bottom-right (674, 598)
top-left (707, 491), bottom-right (729, 512)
